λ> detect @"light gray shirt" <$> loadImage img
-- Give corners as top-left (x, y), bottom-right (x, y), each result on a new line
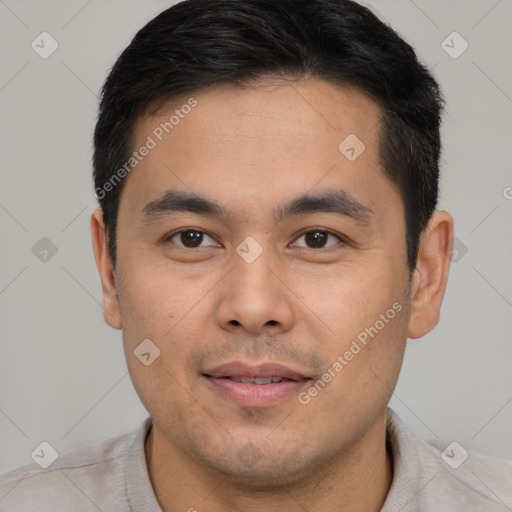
top-left (1, 408), bottom-right (511, 511)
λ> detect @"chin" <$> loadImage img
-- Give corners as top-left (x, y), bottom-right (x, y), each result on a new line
top-left (196, 441), bottom-right (329, 491)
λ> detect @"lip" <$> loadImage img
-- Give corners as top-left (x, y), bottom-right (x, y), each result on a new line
top-left (203, 361), bottom-right (310, 380)
top-left (203, 361), bottom-right (312, 408)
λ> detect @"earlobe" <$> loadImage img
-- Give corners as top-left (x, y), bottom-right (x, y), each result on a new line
top-left (407, 210), bottom-right (454, 339)
top-left (90, 209), bottom-right (122, 330)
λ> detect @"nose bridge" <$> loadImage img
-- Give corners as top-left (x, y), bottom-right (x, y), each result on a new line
top-left (232, 235), bottom-right (276, 298)
top-left (216, 235), bottom-right (294, 334)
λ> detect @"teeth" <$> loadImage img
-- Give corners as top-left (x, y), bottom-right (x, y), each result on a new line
top-left (254, 377), bottom-right (273, 384)
top-left (228, 377), bottom-right (284, 384)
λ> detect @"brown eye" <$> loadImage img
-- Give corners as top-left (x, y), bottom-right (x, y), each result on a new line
top-left (167, 229), bottom-right (218, 249)
top-left (293, 230), bottom-right (342, 249)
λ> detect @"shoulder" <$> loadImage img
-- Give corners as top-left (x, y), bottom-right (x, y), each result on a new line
top-left (384, 408), bottom-right (512, 512)
top-left (421, 436), bottom-right (512, 509)
top-left (0, 425), bottom-right (140, 512)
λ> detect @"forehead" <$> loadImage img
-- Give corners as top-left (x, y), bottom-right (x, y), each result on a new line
top-left (138, 77), bottom-right (381, 153)
top-left (122, 77), bottom-right (393, 221)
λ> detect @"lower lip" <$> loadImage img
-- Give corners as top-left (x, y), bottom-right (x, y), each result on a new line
top-left (204, 376), bottom-right (310, 408)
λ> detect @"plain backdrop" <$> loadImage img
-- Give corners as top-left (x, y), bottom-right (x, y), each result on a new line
top-left (1, 0), bottom-right (511, 474)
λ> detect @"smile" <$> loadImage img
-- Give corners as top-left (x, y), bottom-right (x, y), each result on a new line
top-left (202, 361), bottom-right (312, 407)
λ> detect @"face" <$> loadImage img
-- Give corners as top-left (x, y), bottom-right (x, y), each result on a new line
top-left (93, 77), bottom-right (432, 486)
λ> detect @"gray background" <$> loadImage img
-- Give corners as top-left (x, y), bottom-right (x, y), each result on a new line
top-left (1, 0), bottom-right (511, 474)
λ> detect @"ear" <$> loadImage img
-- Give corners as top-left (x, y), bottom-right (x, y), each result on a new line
top-left (407, 210), bottom-right (454, 339)
top-left (90, 208), bottom-right (122, 329)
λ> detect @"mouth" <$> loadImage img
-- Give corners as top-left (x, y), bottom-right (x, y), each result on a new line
top-left (202, 361), bottom-right (312, 407)
top-left (214, 376), bottom-right (296, 384)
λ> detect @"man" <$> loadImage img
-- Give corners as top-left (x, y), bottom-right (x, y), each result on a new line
top-left (1, 0), bottom-right (511, 510)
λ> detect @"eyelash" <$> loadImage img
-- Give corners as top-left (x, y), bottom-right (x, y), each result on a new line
top-left (163, 228), bottom-right (346, 251)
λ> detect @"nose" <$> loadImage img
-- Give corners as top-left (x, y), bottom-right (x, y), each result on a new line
top-left (216, 243), bottom-right (295, 336)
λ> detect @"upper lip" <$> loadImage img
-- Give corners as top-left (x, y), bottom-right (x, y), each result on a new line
top-left (203, 361), bottom-right (310, 381)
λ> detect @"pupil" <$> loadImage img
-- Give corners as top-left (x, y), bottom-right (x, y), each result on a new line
top-left (306, 231), bottom-right (327, 248)
top-left (181, 230), bottom-right (203, 247)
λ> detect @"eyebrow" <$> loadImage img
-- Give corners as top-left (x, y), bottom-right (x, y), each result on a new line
top-left (141, 189), bottom-right (373, 225)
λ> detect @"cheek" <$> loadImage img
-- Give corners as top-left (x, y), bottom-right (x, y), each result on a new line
top-left (118, 267), bottom-right (207, 426)
top-left (116, 256), bottom-right (206, 340)
top-left (296, 260), bottom-right (410, 397)
top-left (115, 261), bottom-right (203, 388)
top-left (301, 297), bottom-right (409, 443)
top-left (293, 261), bottom-right (405, 342)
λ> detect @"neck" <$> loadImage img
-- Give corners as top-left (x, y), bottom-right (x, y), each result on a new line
top-left (145, 412), bottom-right (393, 512)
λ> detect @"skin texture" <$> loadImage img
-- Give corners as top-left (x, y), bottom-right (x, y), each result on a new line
top-left (91, 77), bottom-right (454, 512)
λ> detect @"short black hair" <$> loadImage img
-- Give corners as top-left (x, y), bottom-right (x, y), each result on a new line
top-left (93, 0), bottom-right (443, 272)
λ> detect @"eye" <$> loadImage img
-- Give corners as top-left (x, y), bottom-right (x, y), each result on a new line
top-left (165, 229), bottom-right (220, 249)
top-left (291, 229), bottom-right (343, 250)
